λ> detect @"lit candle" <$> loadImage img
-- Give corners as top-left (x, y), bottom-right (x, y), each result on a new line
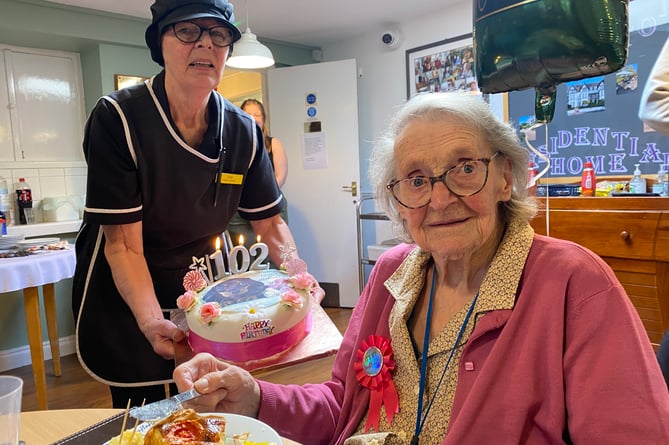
top-left (209, 237), bottom-right (226, 279)
top-left (249, 235), bottom-right (269, 270)
top-left (229, 234), bottom-right (250, 274)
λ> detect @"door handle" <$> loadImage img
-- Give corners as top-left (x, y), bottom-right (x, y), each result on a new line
top-left (341, 181), bottom-right (357, 197)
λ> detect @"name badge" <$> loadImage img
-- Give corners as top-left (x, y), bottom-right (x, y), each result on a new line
top-left (217, 173), bottom-right (243, 185)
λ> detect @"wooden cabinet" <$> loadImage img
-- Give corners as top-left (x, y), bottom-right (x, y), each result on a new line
top-left (530, 197), bottom-right (669, 346)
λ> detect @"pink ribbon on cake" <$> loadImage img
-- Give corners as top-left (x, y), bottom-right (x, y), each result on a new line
top-left (188, 311), bottom-right (313, 362)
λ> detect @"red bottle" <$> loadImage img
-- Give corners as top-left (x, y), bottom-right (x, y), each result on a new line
top-left (527, 162), bottom-right (538, 196)
top-left (581, 162), bottom-right (596, 196)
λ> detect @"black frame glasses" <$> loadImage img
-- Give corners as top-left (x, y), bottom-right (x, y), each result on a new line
top-left (387, 151), bottom-right (502, 209)
top-left (172, 21), bottom-right (234, 48)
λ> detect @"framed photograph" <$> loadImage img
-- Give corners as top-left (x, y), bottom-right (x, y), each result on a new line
top-left (114, 74), bottom-right (149, 90)
top-left (405, 33), bottom-right (478, 98)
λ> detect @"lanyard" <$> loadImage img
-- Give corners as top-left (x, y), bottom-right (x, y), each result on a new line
top-left (411, 270), bottom-right (479, 445)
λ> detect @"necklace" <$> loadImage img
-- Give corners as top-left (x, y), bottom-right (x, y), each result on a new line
top-left (410, 269), bottom-right (479, 445)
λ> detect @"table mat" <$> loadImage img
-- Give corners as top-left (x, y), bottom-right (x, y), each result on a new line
top-left (50, 412), bottom-right (126, 445)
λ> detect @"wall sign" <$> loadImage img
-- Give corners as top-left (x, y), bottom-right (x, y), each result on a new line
top-left (508, 23), bottom-right (669, 179)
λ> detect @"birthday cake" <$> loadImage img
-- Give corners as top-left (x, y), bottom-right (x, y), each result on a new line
top-left (177, 266), bottom-right (314, 363)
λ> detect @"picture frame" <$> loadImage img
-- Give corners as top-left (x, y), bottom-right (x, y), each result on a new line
top-left (405, 33), bottom-right (477, 99)
top-left (114, 74), bottom-right (149, 90)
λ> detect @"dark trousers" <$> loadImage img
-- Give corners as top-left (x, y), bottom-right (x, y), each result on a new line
top-left (110, 383), bottom-right (178, 408)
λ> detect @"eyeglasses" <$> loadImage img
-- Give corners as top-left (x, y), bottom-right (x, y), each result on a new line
top-left (172, 21), bottom-right (234, 48)
top-left (387, 151), bottom-right (501, 209)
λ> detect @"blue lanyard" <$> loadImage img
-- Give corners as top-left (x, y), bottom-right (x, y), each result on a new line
top-left (411, 270), bottom-right (479, 445)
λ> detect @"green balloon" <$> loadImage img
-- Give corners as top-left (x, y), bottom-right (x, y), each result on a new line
top-left (474, 0), bottom-right (629, 122)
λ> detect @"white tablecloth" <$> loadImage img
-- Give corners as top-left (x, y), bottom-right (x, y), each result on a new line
top-left (0, 249), bottom-right (76, 293)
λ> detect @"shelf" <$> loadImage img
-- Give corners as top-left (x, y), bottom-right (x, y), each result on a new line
top-left (360, 212), bottom-right (389, 221)
top-left (356, 195), bottom-right (390, 293)
top-left (7, 220), bottom-right (81, 238)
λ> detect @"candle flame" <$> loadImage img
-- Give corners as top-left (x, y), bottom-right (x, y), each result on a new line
top-left (257, 235), bottom-right (261, 243)
top-left (239, 235), bottom-right (244, 246)
top-left (215, 237), bottom-right (221, 250)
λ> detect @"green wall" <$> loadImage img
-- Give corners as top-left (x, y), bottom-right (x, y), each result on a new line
top-left (0, 0), bottom-right (318, 356)
top-left (0, 0), bottom-right (318, 112)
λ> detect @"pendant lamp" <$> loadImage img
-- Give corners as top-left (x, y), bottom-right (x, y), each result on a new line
top-left (226, 1), bottom-right (275, 69)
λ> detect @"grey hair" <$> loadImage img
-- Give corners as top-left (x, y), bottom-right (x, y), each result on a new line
top-left (369, 91), bottom-right (537, 242)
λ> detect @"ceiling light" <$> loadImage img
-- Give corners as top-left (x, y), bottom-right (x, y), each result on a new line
top-left (226, 27), bottom-right (275, 69)
top-left (226, 1), bottom-right (274, 70)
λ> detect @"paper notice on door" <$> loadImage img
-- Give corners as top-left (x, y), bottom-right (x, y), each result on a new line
top-left (302, 132), bottom-right (327, 169)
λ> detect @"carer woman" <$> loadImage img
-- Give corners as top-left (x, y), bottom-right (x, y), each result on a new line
top-left (174, 91), bottom-right (669, 444)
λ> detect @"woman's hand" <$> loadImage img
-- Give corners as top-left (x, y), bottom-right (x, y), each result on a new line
top-left (174, 353), bottom-right (261, 417)
top-left (137, 316), bottom-right (185, 360)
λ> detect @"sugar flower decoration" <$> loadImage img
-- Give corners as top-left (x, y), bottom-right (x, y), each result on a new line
top-left (281, 290), bottom-right (304, 308)
top-left (183, 270), bottom-right (207, 292)
top-left (176, 290), bottom-right (197, 311)
top-left (199, 302), bottom-right (222, 324)
top-left (290, 272), bottom-right (316, 291)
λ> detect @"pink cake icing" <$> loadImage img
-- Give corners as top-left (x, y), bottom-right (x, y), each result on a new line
top-left (177, 268), bottom-right (314, 363)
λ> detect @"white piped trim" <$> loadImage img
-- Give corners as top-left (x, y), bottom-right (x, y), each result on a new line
top-left (74, 225), bottom-right (173, 387)
top-left (238, 194), bottom-right (283, 214)
top-left (84, 205), bottom-right (142, 214)
top-left (146, 80), bottom-right (219, 164)
top-left (102, 96), bottom-right (138, 168)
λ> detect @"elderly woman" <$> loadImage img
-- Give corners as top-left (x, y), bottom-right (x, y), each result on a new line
top-left (174, 92), bottom-right (669, 444)
top-left (72, 0), bottom-right (321, 408)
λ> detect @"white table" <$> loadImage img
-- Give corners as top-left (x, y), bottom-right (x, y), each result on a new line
top-left (0, 248), bottom-right (75, 410)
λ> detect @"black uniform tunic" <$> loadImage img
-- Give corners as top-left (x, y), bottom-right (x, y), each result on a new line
top-left (72, 72), bottom-right (282, 386)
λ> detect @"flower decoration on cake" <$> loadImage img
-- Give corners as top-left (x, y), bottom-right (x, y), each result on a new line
top-left (199, 302), bottom-right (222, 325)
top-left (280, 290), bottom-right (304, 308)
top-left (290, 272), bottom-right (316, 291)
top-left (177, 290), bottom-right (198, 311)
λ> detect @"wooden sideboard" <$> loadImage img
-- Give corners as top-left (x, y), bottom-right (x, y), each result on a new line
top-left (530, 196), bottom-right (669, 347)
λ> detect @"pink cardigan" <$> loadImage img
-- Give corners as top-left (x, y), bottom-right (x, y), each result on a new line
top-left (257, 235), bottom-right (669, 444)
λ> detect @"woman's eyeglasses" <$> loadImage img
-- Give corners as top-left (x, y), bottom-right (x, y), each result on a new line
top-left (172, 21), bottom-right (234, 48)
top-left (387, 151), bottom-right (501, 209)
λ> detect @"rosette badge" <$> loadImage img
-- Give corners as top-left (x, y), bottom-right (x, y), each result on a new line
top-left (354, 334), bottom-right (399, 432)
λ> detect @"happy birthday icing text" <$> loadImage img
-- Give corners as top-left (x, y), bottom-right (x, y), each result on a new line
top-left (240, 319), bottom-right (275, 340)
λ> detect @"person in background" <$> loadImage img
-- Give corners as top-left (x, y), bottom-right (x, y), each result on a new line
top-left (639, 35), bottom-right (669, 388)
top-left (72, 0), bottom-right (321, 408)
top-left (228, 99), bottom-right (289, 258)
top-left (174, 91), bottom-right (669, 444)
top-left (639, 36), bottom-right (669, 133)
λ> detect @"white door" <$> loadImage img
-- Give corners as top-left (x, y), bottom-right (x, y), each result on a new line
top-left (268, 59), bottom-right (361, 308)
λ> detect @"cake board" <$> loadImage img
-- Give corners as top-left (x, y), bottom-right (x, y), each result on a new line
top-left (171, 303), bottom-right (343, 372)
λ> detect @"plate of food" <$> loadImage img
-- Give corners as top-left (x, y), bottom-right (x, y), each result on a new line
top-left (107, 408), bottom-right (282, 444)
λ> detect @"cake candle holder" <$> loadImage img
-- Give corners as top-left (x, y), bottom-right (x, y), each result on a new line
top-left (229, 235), bottom-right (250, 274)
top-left (204, 255), bottom-right (214, 283)
top-left (249, 235), bottom-right (270, 270)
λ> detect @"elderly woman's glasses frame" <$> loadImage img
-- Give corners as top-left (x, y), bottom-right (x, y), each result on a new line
top-left (387, 151), bottom-right (501, 209)
top-left (172, 21), bottom-right (234, 48)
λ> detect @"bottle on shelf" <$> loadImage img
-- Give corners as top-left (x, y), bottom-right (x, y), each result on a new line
top-left (0, 177), bottom-right (11, 226)
top-left (15, 177), bottom-right (32, 225)
top-left (527, 162), bottom-right (538, 196)
top-left (629, 164), bottom-right (646, 194)
top-left (581, 162), bottom-right (596, 196)
top-left (653, 165), bottom-right (667, 195)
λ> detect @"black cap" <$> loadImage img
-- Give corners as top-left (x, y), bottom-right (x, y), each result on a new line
top-left (145, 0), bottom-right (242, 66)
